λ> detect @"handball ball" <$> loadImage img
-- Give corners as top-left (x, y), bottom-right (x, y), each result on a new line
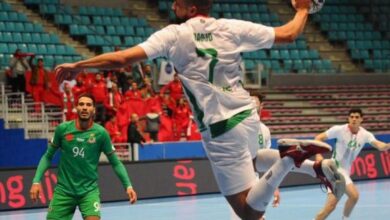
top-left (309, 0), bottom-right (325, 14)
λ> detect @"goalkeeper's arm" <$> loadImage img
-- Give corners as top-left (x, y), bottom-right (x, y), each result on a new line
top-left (107, 152), bottom-right (133, 189)
top-left (32, 146), bottom-right (58, 183)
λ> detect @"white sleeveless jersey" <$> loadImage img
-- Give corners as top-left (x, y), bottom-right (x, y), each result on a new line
top-left (140, 17), bottom-right (274, 132)
top-left (326, 124), bottom-right (377, 173)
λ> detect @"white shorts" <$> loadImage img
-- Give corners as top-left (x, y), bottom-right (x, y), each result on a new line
top-left (327, 167), bottom-right (353, 193)
top-left (201, 110), bottom-right (260, 196)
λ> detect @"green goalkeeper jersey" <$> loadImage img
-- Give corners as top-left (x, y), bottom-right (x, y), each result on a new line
top-left (52, 120), bottom-right (114, 196)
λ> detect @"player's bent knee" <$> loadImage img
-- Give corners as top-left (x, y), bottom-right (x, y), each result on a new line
top-left (325, 199), bottom-right (338, 212)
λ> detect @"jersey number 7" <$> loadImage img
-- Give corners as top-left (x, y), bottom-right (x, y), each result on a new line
top-left (196, 48), bottom-right (218, 83)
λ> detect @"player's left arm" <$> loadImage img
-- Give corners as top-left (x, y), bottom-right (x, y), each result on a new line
top-left (370, 140), bottom-right (390, 151)
top-left (106, 152), bottom-right (137, 204)
top-left (101, 130), bottom-right (137, 204)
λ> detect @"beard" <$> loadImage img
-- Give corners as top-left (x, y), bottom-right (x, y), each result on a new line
top-left (78, 112), bottom-right (93, 121)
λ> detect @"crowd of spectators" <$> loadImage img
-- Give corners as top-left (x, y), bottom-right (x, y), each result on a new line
top-left (4, 49), bottom-right (202, 145)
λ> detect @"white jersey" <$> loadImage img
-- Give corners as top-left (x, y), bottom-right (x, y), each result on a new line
top-left (258, 122), bottom-right (271, 149)
top-left (326, 124), bottom-right (377, 173)
top-left (140, 17), bottom-right (274, 135)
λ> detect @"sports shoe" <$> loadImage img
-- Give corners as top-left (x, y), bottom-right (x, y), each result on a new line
top-left (278, 139), bottom-right (331, 167)
top-left (314, 159), bottom-right (346, 200)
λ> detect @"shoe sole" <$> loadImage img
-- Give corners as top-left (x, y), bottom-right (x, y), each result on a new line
top-left (321, 159), bottom-right (346, 200)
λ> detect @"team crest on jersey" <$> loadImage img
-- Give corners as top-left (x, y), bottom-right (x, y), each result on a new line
top-left (65, 134), bottom-right (74, 142)
top-left (348, 139), bottom-right (358, 149)
top-left (88, 133), bottom-right (96, 143)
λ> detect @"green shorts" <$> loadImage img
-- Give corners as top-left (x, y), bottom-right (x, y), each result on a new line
top-left (47, 188), bottom-right (101, 220)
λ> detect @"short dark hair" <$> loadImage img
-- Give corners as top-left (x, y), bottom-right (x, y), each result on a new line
top-left (258, 94), bottom-right (265, 103)
top-left (348, 108), bottom-right (363, 117)
top-left (184, 0), bottom-right (213, 15)
top-left (77, 93), bottom-right (96, 107)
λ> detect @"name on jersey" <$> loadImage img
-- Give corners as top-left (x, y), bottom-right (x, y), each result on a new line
top-left (194, 33), bottom-right (213, 42)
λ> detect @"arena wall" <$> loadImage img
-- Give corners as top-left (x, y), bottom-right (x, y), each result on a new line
top-left (1, 148), bottom-right (390, 211)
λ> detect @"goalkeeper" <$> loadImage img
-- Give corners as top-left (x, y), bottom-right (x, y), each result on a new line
top-left (30, 93), bottom-right (137, 220)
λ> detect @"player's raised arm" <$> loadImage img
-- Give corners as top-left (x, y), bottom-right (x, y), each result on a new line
top-left (274, 0), bottom-right (311, 43)
top-left (55, 46), bottom-right (148, 83)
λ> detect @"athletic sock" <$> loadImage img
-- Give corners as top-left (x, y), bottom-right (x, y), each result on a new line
top-left (342, 216), bottom-right (349, 220)
top-left (246, 157), bottom-right (294, 211)
top-left (291, 160), bottom-right (316, 177)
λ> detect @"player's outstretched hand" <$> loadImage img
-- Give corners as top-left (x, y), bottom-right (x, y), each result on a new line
top-left (291, 0), bottom-right (311, 11)
top-left (54, 63), bottom-right (83, 84)
top-left (293, 0), bottom-right (325, 14)
top-left (127, 187), bottom-right (137, 204)
top-left (30, 183), bottom-right (41, 203)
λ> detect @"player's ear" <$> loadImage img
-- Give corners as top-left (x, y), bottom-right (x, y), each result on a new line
top-left (188, 5), bottom-right (197, 16)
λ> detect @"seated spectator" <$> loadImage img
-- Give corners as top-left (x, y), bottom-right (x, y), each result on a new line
top-left (8, 49), bottom-right (33, 93)
top-left (29, 58), bottom-right (49, 112)
top-left (72, 75), bottom-right (88, 102)
top-left (172, 97), bottom-right (191, 140)
top-left (132, 62), bottom-right (145, 86)
top-left (77, 70), bottom-right (94, 89)
top-left (41, 73), bottom-right (63, 107)
top-left (140, 76), bottom-right (155, 99)
top-left (62, 83), bottom-right (77, 121)
top-left (160, 73), bottom-right (183, 102)
top-left (159, 91), bottom-right (176, 117)
top-left (111, 68), bottom-right (129, 93)
top-left (141, 61), bottom-right (153, 79)
top-left (116, 102), bottom-right (131, 136)
top-left (105, 115), bottom-right (126, 143)
top-left (144, 92), bottom-right (163, 114)
top-left (125, 81), bottom-right (143, 100)
top-left (104, 83), bottom-right (123, 117)
top-left (127, 113), bottom-right (145, 148)
top-left (91, 73), bottom-right (108, 124)
top-left (158, 110), bottom-right (175, 142)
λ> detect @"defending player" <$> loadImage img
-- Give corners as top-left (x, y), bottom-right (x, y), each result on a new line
top-left (30, 94), bottom-right (137, 220)
top-left (54, 1), bottom-right (344, 219)
top-left (314, 108), bottom-right (390, 220)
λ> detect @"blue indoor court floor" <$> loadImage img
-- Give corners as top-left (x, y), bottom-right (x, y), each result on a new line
top-left (1, 179), bottom-right (389, 220)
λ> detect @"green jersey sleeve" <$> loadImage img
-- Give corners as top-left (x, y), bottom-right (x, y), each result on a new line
top-left (100, 128), bottom-right (115, 155)
top-left (107, 153), bottom-right (133, 189)
top-left (32, 146), bottom-right (58, 183)
top-left (51, 124), bottom-right (63, 148)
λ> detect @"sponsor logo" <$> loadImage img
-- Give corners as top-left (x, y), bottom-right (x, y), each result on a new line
top-left (88, 133), bottom-right (96, 144)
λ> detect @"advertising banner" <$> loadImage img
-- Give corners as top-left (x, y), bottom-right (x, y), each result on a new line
top-left (1, 149), bottom-right (389, 211)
